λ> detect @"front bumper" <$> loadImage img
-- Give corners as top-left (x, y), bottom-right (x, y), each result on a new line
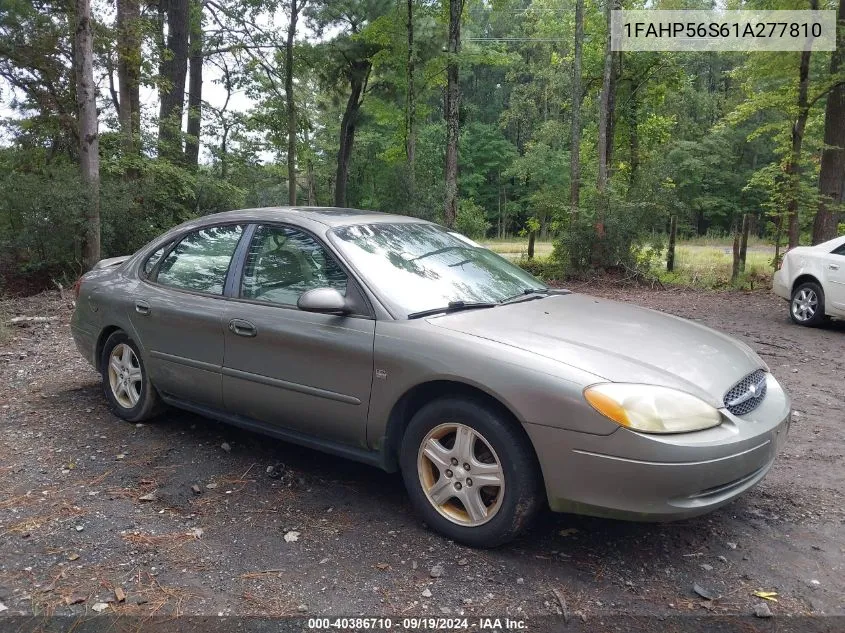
top-left (526, 373), bottom-right (791, 521)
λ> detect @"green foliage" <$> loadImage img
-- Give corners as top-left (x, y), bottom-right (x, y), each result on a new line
top-left (0, 149), bottom-right (245, 284)
top-left (1, 0), bottom-right (843, 291)
top-left (455, 198), bottom-right (490, 239)
top-left (514, 255), bottom-right (565, 282)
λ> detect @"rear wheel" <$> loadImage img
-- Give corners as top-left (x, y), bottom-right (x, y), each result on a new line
top-left (790, 281), bottom-right (826, 326)
top-left (100, 331), bottom-right (162, 422)
top-left (400, 397), bottom-right (543, 548)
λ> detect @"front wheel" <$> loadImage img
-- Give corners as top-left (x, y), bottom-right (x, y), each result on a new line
top-left (100, 331), bottom-right (162, 422)
top-left (400, 397), bottom-right (543, 548)
top-left (790, 281), bottom-right (826, 326)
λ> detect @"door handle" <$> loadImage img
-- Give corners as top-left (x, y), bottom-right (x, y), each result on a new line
top-left (135, 300), bottom-right (151, 315)
top-left (830, 264), bottom-right (840, 270)
top-left (228, 318), bottom-right (257, 337)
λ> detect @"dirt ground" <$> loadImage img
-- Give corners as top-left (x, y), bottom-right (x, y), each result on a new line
top-left (0, 285), bottom-right (843, 626)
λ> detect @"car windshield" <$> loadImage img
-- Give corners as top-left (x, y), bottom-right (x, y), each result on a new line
top-left (329, 222), bottom-right (546, 315)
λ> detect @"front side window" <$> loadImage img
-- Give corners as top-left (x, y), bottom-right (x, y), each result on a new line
top-left (241, 225), bottom-right (347, 305)
top-left (155, 224), bottom-right (243, 294)
top-left (832, 243), bottom-right (845, 256)
top-left (329, 222), bottom-right (545, 315)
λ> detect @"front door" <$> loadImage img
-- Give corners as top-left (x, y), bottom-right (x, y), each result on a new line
top-left (129, 223), bottom-right (245, 409)
top-left (221, 223), bottom-right (375, 446)
top-left (823, 242), bottom-right (845, 311)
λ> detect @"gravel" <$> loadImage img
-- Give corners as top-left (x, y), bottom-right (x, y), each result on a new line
top-left (0, 288), bottom-right (843, 617)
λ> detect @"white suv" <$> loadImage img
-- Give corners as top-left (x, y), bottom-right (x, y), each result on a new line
top-left (773, 235), bottom-right (845, 326)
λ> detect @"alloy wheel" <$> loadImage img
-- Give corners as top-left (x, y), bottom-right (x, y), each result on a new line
top-left (107, 343), bottom-right (143, 409)
top-left (417, 422), bottom-right (505, 526)
top-left (791, 288), bottom-right (818, 322)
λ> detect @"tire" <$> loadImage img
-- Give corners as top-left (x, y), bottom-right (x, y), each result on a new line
top-left (789, 280), bottom-right (826, 327)
top-left (100, 331), bottom-right (162, 422)
top-left (400, 396), bottom-right (543, 548)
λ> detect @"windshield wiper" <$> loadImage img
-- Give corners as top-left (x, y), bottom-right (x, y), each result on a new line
top-left (499, 288), bottom-right (550, 305)
top-left (407, 301), bottom-right (497, 320)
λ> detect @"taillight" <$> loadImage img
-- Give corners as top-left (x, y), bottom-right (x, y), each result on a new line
top-left (73, 277), bottom-right (82, 299)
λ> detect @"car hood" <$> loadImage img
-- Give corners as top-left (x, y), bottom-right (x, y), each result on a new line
top-left (427, 294), bottom-right (764, 407)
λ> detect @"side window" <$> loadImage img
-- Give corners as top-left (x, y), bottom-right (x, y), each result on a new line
top-left (241, 225), bottom-right (348, 305)
top-left (143, 243), bottom-right (170, 277)
top-left (155, 225), bottom-right (243, 295)
top-left (833, 244), bottom-right (845, 256)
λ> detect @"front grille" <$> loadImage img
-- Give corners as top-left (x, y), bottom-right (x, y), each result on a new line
top-left (724, 369), bottom-right (768, 416)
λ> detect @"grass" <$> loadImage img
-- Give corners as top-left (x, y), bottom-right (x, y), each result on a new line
top-left (660, 243), bottom-right (774, 289)
top-left (483, 237), bottom-right (777, 289)
top-left (482, 238), bottom-right (555, 259)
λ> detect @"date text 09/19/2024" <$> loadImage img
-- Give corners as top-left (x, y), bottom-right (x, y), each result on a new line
top-left (306, 617), bottom-right (526, 630)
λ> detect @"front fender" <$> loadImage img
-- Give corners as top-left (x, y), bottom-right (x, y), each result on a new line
top-left (366, 320), bottom-right (619, 451)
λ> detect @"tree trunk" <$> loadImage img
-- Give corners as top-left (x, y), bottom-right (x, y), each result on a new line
top-left (286, 0), bottom-right (301, 205)
top-left (773, 208), bottom-right (785, 269)
top-left (220, 126), bottom-right (229, 178)
top-left (444, 0), bottom-right (463, 228)
top-left (334, 61), bottom-right (370, 207)
top-left (606, 49), bottom-right (620, 172)
top-left (116, 0), bottom-right (141, 155)
top-left (307, 158), bottom-right (316, 205)
top-left (527, 231), bottom-right (535, 260)
top-left (74, 0), bottom-right (100, 270)
top-left (666, 215), bottom-right (676, 272)
top-left (405, 0), bottom-right (416, 194)
top-left (812, 0), bottom-right (845, 244)
top-left (185, 0), bottom-right (203, 168)
top-left (593, 0), bottom-right (619, 266)
top-left (739, 213), bottom-right (751, 272)
top-left (158, 0), bottom-right (190, 160)
top-left (597, 0), bottom-right (620, 197)
top-left (628, 88), bottom-right (639, 188)
top-left (785, 0), bottom-right (818, 249)
top-left (569, 0), bottom-right (584, 222)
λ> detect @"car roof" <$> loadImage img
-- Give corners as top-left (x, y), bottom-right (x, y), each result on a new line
top-left (188, 206), bottom-right (431, 229)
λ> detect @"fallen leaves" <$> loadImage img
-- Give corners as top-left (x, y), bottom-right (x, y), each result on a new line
top-left (753, 590), bottom-right (779, 602)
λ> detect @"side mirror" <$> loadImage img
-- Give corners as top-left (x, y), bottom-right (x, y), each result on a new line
top-left (297, 287), bottom-right (350, 315)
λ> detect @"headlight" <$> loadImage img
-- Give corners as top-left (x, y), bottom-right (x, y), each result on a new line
top-left (584, 383), bottom-right (722, 434)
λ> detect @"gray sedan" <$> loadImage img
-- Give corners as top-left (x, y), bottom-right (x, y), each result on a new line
top-left (71, 207), bottom-right (791, 547)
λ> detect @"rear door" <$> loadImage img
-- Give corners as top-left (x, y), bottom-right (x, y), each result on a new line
top-left (129, 223), bottom-right (245, 409)
top-left (221, 223), bottom-right (375, 446)
top-left (823, 242), bottom-right (845, 311)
